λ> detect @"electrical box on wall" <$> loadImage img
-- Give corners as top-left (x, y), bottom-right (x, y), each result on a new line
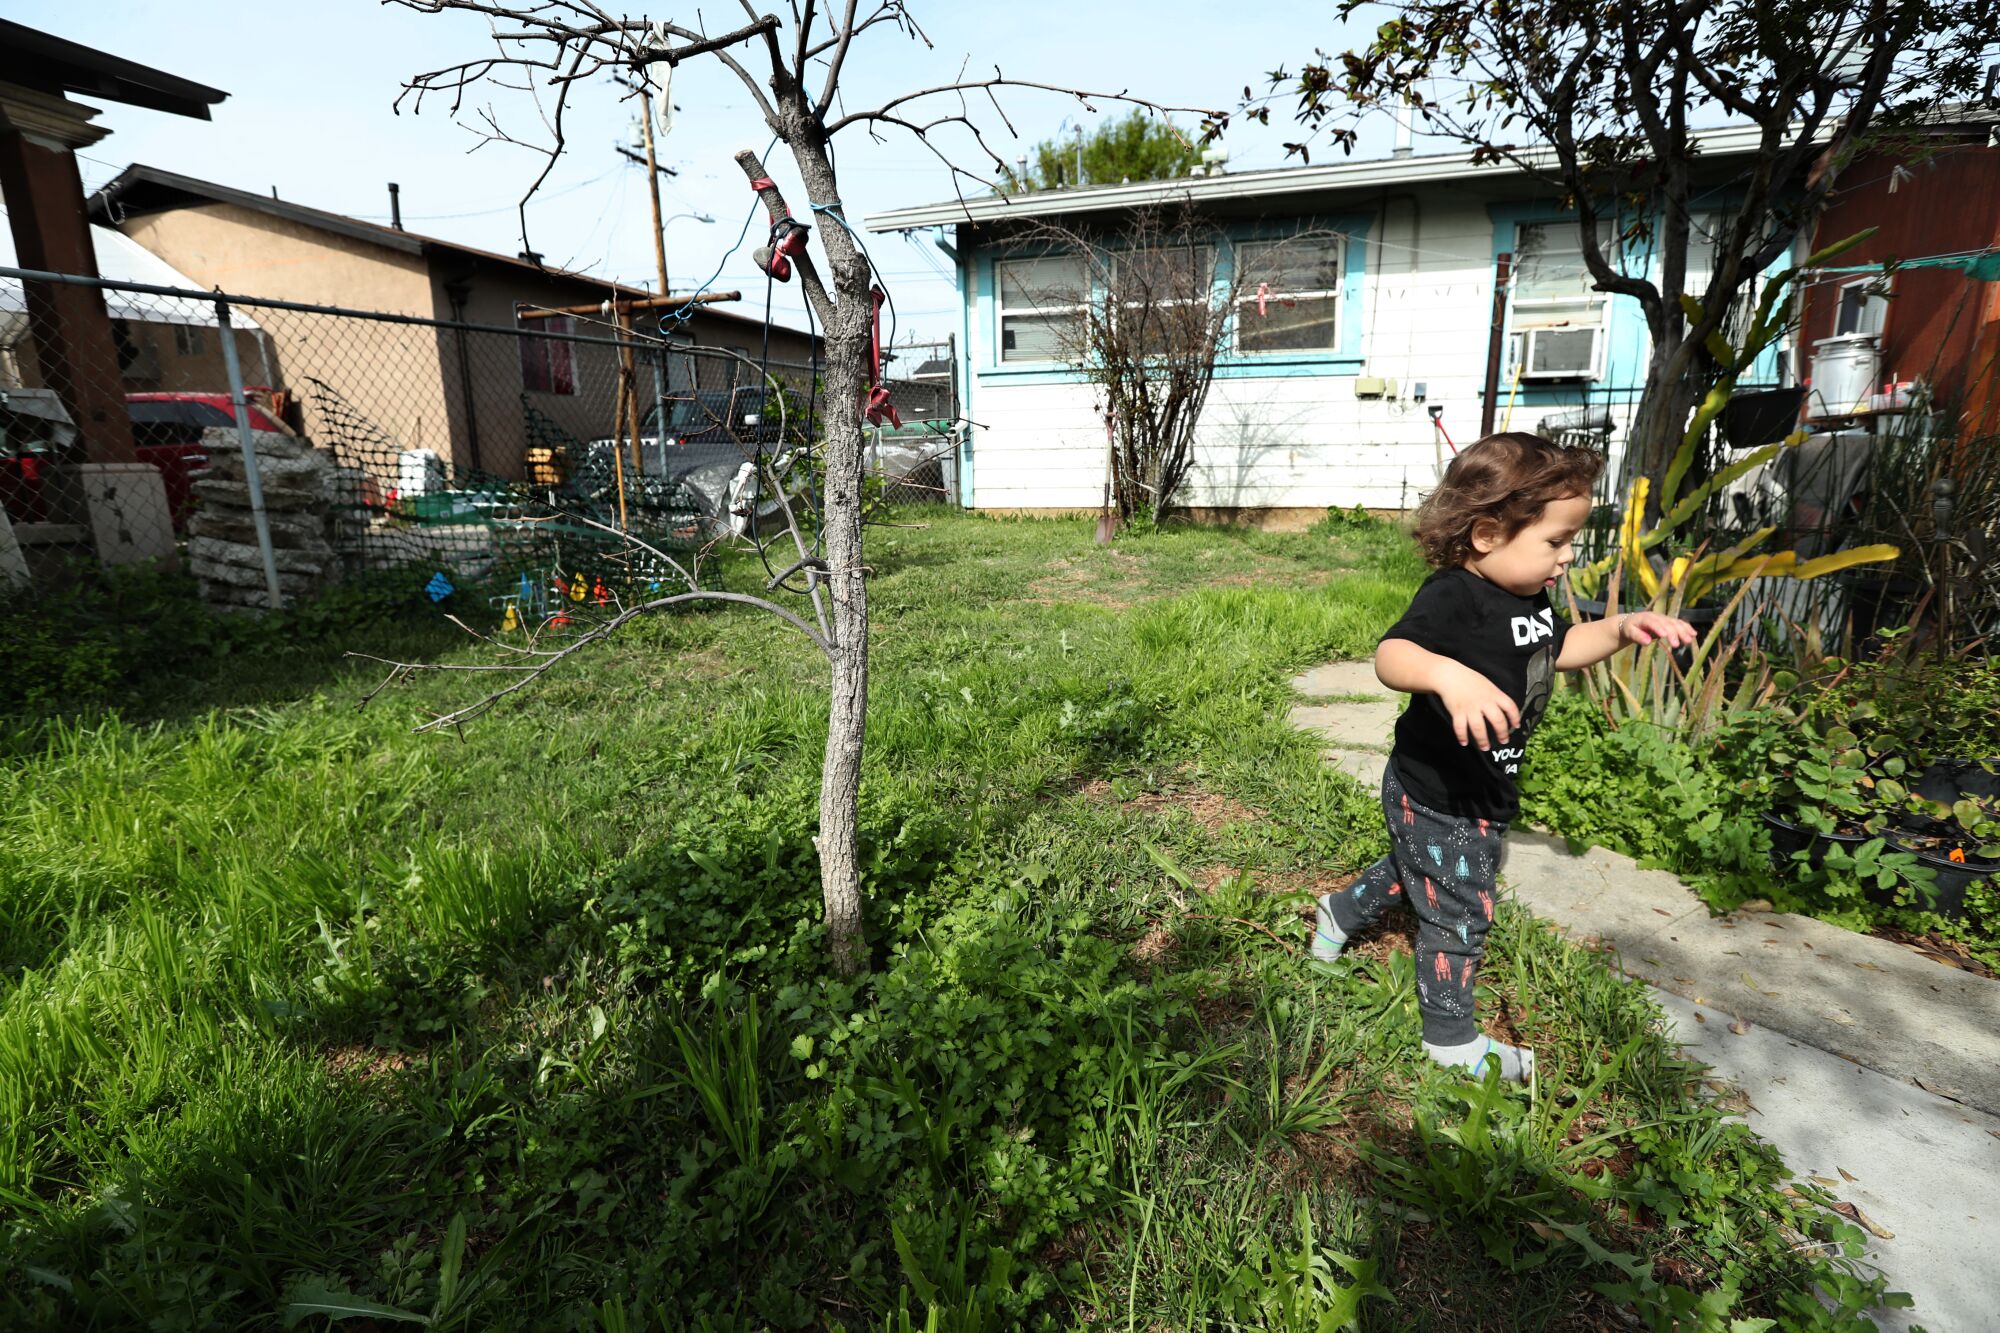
top-left (1355, 376), bottom-right (1397, 399)
top-left (1412, 382), bottom-right (1427, 401)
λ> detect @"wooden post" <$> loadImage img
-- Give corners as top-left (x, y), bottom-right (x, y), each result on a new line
top-left (1481, 252), bottom-right (1513, 440)
top-left (617, 304), bottom-right (644, 478)
top-left (609, 300), bottom-right (631, 529)
top-left (0, 104), bottom-right (137, 465)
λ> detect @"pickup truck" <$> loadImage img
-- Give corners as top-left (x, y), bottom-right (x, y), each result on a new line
top-left (575, 386), bottom-right (777, 530)
top-left (0, 389), bottom-right (291, 532)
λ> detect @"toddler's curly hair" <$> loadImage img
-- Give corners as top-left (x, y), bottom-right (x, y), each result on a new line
top-left (1412, 432), bottom-right (1604, 569)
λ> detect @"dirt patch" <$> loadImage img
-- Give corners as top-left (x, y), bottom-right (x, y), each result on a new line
top-left (1206, 565), bottom-right (1338, 590)
top-left (674, 646), bottom-right (741, 682)
top-left (1274, 1089), bottom-right (1404, 1195)
top-left (1194, 863), bottom-right (1241, 891)
top-left (1263, 866), bottom-right (1365, 903)
top-left (1022, 553), bottom-right (1142, 608)
top-left (1076, 775), bottom-right (1263, 831)
top-left (324, 1044), bottom-right (415, 1082)
top-left (1129, 924), bottom-right (1179, 968)
top-left (1191, 987), bottom-right (1257, 1036)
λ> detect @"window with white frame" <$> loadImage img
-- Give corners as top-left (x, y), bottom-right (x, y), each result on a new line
top-left (996, 254), bottom-right (1087, 362)
top-left (1234, 237), bottom-right (1342, 354)
top-left (1509, 221), bottom-right (1612, 379)
top-left (1834, 277), bottom-right (1889, 338)
top-left (1112, 245), bottom-right (1216, 359)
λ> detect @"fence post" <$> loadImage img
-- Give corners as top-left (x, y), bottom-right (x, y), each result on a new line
top-left (216, 298), bottom-right (285, 611)
top-left (652, 345), bottom-right (668, 467)
top-left (946, 332), bottom-right (963, 507)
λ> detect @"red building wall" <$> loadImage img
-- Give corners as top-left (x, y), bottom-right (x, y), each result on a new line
top-left (1802, 136), bottom-right (2000, 412)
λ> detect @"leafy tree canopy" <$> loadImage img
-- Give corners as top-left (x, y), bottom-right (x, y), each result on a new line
top-left (1001, 110), bottom-right (1200, 192)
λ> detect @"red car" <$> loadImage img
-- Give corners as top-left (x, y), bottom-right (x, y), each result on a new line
top-left (0, 391), bottom-right (290, 533)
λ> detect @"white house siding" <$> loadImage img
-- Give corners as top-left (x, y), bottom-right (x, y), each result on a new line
top-left (961, 188), bottom-right (1643, 513)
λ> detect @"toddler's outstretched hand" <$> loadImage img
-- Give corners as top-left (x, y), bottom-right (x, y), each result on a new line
top-left (1620, 611), bottom-right (1698, 649)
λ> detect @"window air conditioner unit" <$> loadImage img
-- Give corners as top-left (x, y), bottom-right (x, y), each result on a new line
top-left (1519, 325), bottom-right (1601, 380)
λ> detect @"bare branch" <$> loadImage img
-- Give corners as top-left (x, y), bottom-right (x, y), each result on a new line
top-left (793, 0), bottom-right (822, 78)
top-left (826, 70), bottom-right (1222, 137)
top-left (354, 588), bottom-right (833, 734)
top-left (735, 147), bottom-right (841, 328)
top-left (812, 0), bottom-right (867, 118)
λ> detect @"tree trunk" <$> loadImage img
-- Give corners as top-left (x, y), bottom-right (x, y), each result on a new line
top-left (784, 116), bottom-right (874, 978)
top-left (1619, 340), bottom-right (1701, 518)
top-left (815, 314), bottom-right (871, 977)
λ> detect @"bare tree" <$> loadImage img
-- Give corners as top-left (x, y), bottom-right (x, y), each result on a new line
top-left (382, 2), bottom-right (1219, 976)
top-left (1240, 0), bottom-right (1997, 512)
top-left (1012, 211), bottom-right (1336, 525)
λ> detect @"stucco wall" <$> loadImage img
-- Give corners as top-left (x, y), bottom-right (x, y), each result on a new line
top-left (117, 204), bottom-right (455, 476)
top-left (118, 204), bottom-right (821, 482)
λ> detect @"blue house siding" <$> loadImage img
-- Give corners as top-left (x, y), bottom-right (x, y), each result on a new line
top-left (1480, 201), bottom-right (1796, 429)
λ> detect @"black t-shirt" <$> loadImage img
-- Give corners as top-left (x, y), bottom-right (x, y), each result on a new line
top-left (1380, 567), bottom-right (1570, 821)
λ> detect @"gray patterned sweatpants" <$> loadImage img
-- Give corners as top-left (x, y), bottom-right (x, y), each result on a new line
top-left (1326, 760), bottom-right (1506, 1045)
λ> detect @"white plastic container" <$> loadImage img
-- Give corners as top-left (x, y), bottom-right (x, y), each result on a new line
top-left (1808, 335), bottom-right (1880, 419)
top-left (397, 448), bottom-right (445, 496)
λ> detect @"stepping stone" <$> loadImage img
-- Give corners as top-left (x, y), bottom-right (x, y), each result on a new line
top-left (1288, 700), bottom-right (1400, 751)
top-left (1289, 662), bottom-right (1397, 790)
top-left (1289, 660), bottom-right (1389, 699)
top-left (1318, 747), bottom-right (1386, 789)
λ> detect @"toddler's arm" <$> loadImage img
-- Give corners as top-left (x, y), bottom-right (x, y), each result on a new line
top-left (1377, 638), bottom-right (1521, 751)
top-left (1555, 611), bottom-right (1698, 670)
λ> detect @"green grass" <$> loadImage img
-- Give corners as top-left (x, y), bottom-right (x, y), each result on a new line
top-left (0, 513), bottom-right (1891, 1330)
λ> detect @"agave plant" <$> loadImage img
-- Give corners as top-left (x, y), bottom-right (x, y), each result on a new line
top-left (1565, 231), bottom-right (1902, 738)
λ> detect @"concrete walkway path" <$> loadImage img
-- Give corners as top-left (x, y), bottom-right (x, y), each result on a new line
top-left (1289, 659), bottom-right (2000, 1333)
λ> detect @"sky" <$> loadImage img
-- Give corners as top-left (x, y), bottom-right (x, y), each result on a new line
top-left (14, 1), bottom-right (1409, 344)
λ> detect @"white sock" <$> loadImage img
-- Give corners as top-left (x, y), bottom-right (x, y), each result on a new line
top-left (1423, 1035), bottom-right (1534, 1083)
top-left (1311, 895), bottom-right (1349, 962)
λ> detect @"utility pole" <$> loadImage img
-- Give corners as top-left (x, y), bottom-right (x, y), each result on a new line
top-left (638, 85), bottom-right (671, 298)
top-left (613, 73), bottom-right (673, 298)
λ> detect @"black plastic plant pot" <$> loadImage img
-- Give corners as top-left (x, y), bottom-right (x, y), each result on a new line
top-left (1880, 837), bottom-right (1995, 920)
top-left (1720, 387), bottom-right (1808, 449)
top-left (1911, 759), bottom-right (2000, 807)
top-left (1762, 809), bottom-right (1867, 870)
top-left (1895, 759), bottom-right (2000, 843)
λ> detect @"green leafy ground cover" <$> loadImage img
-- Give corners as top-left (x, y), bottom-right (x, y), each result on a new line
top-left (1521, 651), bottom-right (2000, 974)
top-left (2, 515), bottom-right (1893, 1329)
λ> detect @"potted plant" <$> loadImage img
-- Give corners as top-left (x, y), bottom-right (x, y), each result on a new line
top-left (1757, 727), bottom-right (1938, 909)
top-left (1872, 760), bottom-right (2000, 919)
top-left (1760, 726), bottom-right (1878, 865)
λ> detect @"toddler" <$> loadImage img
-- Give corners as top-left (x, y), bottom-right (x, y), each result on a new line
top-left (1311, 433), bottom-right (1695, 1081)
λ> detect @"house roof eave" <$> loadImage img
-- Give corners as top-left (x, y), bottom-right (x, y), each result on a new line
top-left (0, 21), bottom-right (227, 120)
top-left (862, 121), bottom-right (1811, 234)
top-left (86, 164), bottom-right (818, 341)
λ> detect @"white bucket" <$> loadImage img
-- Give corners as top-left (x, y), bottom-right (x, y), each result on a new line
top-left (1808, 335), bottom-right (1879, 419)
top-left (397, 448), bottom-right (444, 496)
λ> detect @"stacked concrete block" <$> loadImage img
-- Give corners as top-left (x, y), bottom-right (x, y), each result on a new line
top-left (188, 427), bottom-right (340, 611)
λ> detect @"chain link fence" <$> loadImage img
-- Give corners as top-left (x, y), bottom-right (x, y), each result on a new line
top-left (870, 337), bottom-right (961, 507)
top-left (2, 267), bottom-right (961, 616)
